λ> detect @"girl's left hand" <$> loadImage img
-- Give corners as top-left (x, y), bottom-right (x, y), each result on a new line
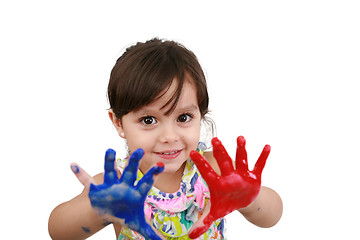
top-left (188, 136), bottom-right (271, 239)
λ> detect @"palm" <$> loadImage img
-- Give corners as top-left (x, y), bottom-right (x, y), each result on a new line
top-left (188, 136), bottom-right (270, 239)
top-left (72, 149), bottom-right (165, 240)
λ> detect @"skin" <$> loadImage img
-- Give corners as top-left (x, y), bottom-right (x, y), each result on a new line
top-left (108, 76), bottom-right (201, 194)
top-left (48, 76), bottom-right (283, 239)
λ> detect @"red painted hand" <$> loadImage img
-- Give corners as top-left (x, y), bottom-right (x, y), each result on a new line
top-left (188, 136), bottom-right (270, 239)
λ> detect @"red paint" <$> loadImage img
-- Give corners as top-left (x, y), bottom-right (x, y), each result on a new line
top-left (189, 136), bottom-right (270, 239)
top-left (156, 162), bottom-right (164, 168)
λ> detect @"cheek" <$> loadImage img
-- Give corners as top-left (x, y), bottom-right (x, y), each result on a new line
top-left (182, 126), bottom-right (201, 150)
top-left (125, 131), bottom-right (153, 153)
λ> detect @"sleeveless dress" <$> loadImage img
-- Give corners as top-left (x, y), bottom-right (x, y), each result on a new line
top-left (116, 143), bottom-right (226, 240)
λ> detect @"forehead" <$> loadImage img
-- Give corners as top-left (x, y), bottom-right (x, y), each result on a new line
top-left (137, 76), bottom-right (199, 114)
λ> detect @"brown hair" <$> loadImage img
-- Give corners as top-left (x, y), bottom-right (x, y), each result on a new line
top-left (107, 38), bottom-right (209, 120)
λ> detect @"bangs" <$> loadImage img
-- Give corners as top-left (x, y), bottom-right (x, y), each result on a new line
top-left (128, 44), bottom-right (186, 115)
top-left (108, 38), bottom-right (208, 119)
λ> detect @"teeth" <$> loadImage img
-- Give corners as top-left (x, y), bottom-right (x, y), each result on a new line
top-left (162, 151), bottom-right (178, 155)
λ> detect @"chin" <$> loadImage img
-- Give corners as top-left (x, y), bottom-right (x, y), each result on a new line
top-left (161, 160), bottom-right (187, 174)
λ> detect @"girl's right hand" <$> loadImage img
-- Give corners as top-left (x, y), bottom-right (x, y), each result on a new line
top-left (70, 148), bottom-right (165, 240)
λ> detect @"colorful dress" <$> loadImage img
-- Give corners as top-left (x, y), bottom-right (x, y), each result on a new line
top-left (116, 143), bottom-right (226, 240)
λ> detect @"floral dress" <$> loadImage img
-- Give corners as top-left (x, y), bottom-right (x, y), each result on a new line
top-left (116, 143), bottom-right (226, 240)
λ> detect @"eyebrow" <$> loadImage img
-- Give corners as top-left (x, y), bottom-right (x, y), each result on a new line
top-left (175, 104), bottom-right (199, 113)
top-left (134, 104), bottom-right (199, 116)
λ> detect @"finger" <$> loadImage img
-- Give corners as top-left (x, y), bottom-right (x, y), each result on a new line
top-left (235, 136), bottom-right (249, 173)
top-left (120, 148), bottom-right (144, 186)
top-left (70, 163), bottom-right (96, 190)
top-left (252, 144), bottom-right (271, 177)
top-left (212, 137), bottom-right (234, 176)
top-left (103, 148), bottom-right (118, 184)
top-left (188, 203), bottom-right (214, 239)
top-left (136, 162), bottom-right (164, 196)
top-left (190, 150), bottom-right (219, 185)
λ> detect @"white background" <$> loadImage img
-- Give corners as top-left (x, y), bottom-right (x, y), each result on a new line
top-left (1, 0), bottom-right (359, 239)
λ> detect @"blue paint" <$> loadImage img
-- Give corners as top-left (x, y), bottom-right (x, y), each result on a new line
top-left (81, 226), bottom-right (91, 233)
top-left (70, 165), bottom-right (79, 174)
top-left (88, 148), bottom-right (164, 240)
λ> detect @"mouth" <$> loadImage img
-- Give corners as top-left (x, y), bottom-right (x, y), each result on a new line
top-left (154, 149), bottom-right (183, 160)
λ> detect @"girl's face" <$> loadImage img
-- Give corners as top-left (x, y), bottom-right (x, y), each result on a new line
top-left (111, 75), bottom-right (201, 175)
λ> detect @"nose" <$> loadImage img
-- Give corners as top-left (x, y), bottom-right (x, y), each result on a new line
top-left (159, 123), bottom-right (180, 144)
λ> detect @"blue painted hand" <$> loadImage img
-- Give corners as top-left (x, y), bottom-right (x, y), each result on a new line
top-left (71, 149), bottom-right (165, 240)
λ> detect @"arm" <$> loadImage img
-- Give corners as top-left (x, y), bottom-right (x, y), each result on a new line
top-left (238, 186), bottom-right (283, 228)
top-left (49, 148), bottom-right (165, 240)
top-left (48, 173), bottom-right (110, 240)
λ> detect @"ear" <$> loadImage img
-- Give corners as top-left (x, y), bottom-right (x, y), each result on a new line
top-left (108, 109), bottom-right (126, 138)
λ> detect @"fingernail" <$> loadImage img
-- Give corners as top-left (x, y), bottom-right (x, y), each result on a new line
top-left (154, 162), bottom-right (164, 174)
top-left (237, 136), bottom-right (246, 145)
top-left (71, 165), bottom-right (79, 174)
top-left (156, 162), bottom-right (164, 168)
top-left (105, 148), bottom-right (116, 159)
top-left (132, 148), bottom-right (144, 160)
top-left (265, 145), bottom-right (271, 151)
top-left (212, 137), bottom-right (222, 147)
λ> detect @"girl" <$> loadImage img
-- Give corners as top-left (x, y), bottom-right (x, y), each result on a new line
top-left (48, 38), bottom-right (283, 240)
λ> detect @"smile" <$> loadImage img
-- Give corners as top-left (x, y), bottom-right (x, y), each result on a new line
top-left (155, 150), bottom-right (182, 159)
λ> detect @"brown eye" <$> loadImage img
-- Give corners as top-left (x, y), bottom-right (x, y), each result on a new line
top-left (140, 116), bottom-right (157, 125)
top-left (178, 113), bottom-right (193, 123)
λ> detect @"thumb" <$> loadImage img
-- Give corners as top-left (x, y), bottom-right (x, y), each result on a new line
top-left (70, 163), bottom-right (96, 190)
